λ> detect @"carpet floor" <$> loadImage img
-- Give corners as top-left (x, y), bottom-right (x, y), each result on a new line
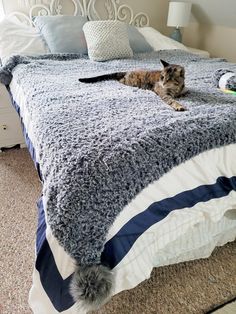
top-left (0, 148), bottom-right (236, 314)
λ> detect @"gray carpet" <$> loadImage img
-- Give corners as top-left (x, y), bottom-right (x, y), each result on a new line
top-left (0, 148), bottom-right (235, 314)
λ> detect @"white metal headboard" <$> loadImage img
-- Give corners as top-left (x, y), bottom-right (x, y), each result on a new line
top-left (2, 0), bottom-right (150, 27)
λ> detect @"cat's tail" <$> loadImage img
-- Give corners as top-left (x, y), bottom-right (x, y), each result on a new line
top-left (79, 72), bottom-right (126, 83)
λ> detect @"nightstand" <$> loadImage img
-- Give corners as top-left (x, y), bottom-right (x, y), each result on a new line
top-left (187, 47), bottom-right (210, 58)
top-left (0, 83), bottom-right (25, 152)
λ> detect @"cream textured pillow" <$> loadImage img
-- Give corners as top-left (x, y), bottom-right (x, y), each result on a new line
top-left (83, 20), bottom-right (133, 61)
top-left (0, 18), bottom-right (49, 65)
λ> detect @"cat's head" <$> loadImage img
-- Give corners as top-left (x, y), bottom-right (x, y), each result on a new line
top-left (160, 59), bottom-right (185, 88)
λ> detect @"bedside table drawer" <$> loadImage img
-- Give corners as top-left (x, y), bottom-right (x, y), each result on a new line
top-left (0, 111), bottom-right (25, 148)
top-left (0, 84), bottom-right (12, 110)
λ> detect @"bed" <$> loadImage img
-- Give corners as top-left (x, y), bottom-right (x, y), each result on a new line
top-left (0, 1), bottom-right (236, 314)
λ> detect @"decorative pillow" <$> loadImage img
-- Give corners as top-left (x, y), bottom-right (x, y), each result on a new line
top-left (34, 15), bottom-right (88, 54)
top-left (137, 27), bottom-right (188, 51)
top-left (83, 20), bottom-right (133, 61)
top-left (0, 18), bottom-right (48, 65)
top-left (127, 25), bottom-right (153, 53)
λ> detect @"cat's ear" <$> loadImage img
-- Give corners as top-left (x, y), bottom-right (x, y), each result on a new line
top-left (160, 60), bottom-right (170, 68)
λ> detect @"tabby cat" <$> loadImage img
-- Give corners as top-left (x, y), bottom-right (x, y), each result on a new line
top-left (79, 60), bottom-right (187, 111)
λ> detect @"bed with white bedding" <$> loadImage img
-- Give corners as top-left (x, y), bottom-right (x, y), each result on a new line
top-left (0, 1), bottom-right (236, 314)
top-left (8, 52), bottom-right (236, 314)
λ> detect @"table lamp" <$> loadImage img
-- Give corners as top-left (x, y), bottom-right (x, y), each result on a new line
top-left (167, 1), bottom-right (192, 43)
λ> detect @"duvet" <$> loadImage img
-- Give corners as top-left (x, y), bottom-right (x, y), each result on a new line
top-left (1, 50), bottom-right (236, 312)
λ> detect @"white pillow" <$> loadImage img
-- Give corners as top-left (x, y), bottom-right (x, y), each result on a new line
top-left (83, 20), bottom-right (133, 61)
top-left (0, 18), bottom-right (48, 64)
top-left (137, 27), bottom-right (188, 51)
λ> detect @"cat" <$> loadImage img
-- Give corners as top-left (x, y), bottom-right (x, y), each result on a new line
top-left (79, 60), bottom-right (187, 111)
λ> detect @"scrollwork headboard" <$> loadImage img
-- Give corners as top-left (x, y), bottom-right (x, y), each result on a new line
top-left (1, 0), bottom-right (150, 27)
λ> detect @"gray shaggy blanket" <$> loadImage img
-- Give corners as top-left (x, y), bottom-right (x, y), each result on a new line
top-left (2, 50), bottom-right (236, 261)
top-left (1, 50), bottom-right (236, 309)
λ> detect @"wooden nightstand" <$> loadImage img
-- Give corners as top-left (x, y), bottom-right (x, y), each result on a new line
top-left (187, 47), bottom-right (210, 58)
top-left (0, 83), bottom-right (25, 152)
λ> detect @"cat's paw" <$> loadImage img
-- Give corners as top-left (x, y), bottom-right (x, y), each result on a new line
top-left (172, 102), bottom-right (186, 111)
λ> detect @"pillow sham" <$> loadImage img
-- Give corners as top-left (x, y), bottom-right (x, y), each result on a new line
top-left (137, 27), bottom-right (188, 51)
top-left (83, 20), bottom-right (133, 61)
top-left (34, 15), bottom-right (88, 54)
top-left (0, 18), bottom-right (48, 64)
top-left (128, 25), bottom-right (153, 53)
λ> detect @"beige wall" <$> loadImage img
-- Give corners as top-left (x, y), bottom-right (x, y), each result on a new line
top-left (0, 0), bottom-right (169, 28)
top-left (1, 0), bottom-right (169, 30)
top-left (177, 0), bottom-right (236, 62)
top-left (0, 0), bottom-right (170, 40)
top-left (183, 23), bottom-right (236, 63)
top-left (144, 0), bottom-right (236, 63)
top-left (95, 0), bottom-right (169, 34)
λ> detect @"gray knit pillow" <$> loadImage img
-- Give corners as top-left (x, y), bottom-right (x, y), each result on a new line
top-left (83, 20), bottom-right (133, 61)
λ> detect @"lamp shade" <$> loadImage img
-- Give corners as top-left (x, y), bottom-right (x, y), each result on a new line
top-left (167, 2), bottom-right (192, 28)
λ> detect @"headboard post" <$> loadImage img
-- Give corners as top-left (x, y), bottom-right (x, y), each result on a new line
top-left (2, 0), bottom-right (149, 27)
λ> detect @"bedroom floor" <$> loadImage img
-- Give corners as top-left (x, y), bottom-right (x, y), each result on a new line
top-left (0, 148), bottom-right (236, 314)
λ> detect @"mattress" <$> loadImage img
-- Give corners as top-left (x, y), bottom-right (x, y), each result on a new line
top-left (10, 64), bottom-right (236, 314)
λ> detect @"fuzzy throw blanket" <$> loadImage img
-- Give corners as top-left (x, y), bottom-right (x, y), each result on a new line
top-left (2, 50), bottom-right (236, 309)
